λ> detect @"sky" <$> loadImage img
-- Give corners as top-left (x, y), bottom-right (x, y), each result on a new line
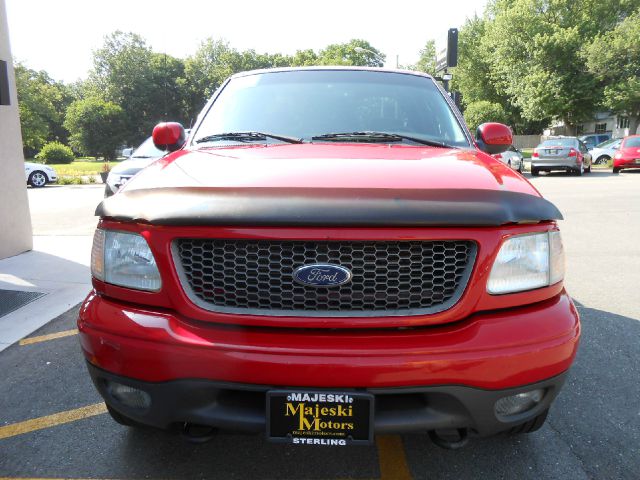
top-left (5, 0), bottom-right (488, 83)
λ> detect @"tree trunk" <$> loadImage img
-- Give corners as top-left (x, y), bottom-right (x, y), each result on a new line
top-left (628, 116), bottom-right (640, 136)
top-left (563, 118), bottom-right (576, 136)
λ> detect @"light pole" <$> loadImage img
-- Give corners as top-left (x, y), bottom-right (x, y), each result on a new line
top-left (353, 47), bottom-right (386, 67)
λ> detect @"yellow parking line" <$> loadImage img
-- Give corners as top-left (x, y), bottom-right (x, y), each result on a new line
top-left (0, 406), bottom-right (410, 480)
top-left (19, 329), bottom-right (78, 346)
top-left (376, 435), bottom-right (413, 480)
top-left (0, 402), bottom-right (107, 440)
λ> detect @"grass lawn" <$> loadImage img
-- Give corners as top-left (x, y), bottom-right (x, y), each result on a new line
top-left (26, 158), bottom-right (123, 177)
top-left (521, 148), bottom-right (533, 159)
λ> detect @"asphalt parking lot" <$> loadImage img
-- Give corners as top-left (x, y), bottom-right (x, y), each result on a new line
top-left (1, 170), bottom-right (639, 479)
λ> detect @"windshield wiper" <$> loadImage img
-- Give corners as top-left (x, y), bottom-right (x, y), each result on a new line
top-left (195, 131), bottom-right (303, 144)
top-left (311, 131), bottom-right (455, 148)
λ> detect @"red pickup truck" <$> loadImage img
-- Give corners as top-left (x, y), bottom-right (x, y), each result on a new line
top-left (79, 67), bottom-right (580, 448)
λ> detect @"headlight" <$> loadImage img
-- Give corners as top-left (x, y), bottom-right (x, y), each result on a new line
top-left (487, 231), bottom-right (564, 294)
top-left (91, 229), bottom-right (161, 291)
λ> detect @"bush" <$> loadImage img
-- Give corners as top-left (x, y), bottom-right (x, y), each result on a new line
top-left (463, 101), bottom-right (508, 133)
top-left (36, 141), bottom-right (75, 164)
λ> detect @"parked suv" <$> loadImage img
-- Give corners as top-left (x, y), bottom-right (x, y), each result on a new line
top-left (531, 137), bottom-right (592, 176)
top-left (79, 68), bottom-right (580, 449)
top-left (591, 138), bottom-right (622, 165)
top-left (579, 133), bottom-right (610, 150)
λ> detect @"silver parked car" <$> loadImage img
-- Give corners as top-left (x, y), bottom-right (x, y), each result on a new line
top-left (493, 146), bottom-right (524, 173)
top-left (531, 137), bottom-right (592, 176)
top-left (590, 138), bottom-right (622, 165)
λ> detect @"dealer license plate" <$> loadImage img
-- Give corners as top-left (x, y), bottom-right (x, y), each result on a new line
top-left (267, 390), bottom-right (374, 446)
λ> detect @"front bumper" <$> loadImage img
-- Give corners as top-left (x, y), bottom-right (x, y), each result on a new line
top-left (78, 291), bottom-right (579, 388)
top-left (78, 290), bottom-right (579, 435)
top-left (88, 361), bottom-right (567, 436)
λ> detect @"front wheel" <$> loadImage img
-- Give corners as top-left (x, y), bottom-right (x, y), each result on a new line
top-left (597, 155), bottom-right (610, 165)
top-left (28, 171), bottom-right (48, 188)
top-left (531, 168), bottom-right (539, 176)
top-left (613, 167), bottom-right (621, 174)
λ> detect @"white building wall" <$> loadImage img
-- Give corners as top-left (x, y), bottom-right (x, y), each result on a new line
top-left (0, 0), bottom-right (33, 259)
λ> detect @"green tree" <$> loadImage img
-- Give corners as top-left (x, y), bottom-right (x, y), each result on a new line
top-left (482, 0), bottom-right (639, 133)
top-left (182, 39), bottom-right (236, 119)
top-left (14, 63), bottom-right (70, 153)
top-left (585, 11), bottom-right (640, 133)
top-left (318, 39), bottom-right (384, 67)
top-left (88, 31), bottom-right (188, 144)
top-left (64, 97), bottom-right (127, 160)
top-left (291, 49), bottom-right (319, 66)
top-left (464, 100), bottom-right (508, 132)
top-left (410, 40), bottom-right (437, 75)
top-left (452, 15), bottom-right (549, 134)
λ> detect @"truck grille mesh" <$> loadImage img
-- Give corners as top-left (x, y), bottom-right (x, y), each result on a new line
top-left (174, 239), bottom-right (476, 316)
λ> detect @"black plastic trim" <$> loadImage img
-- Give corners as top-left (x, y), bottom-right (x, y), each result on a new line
top-left (96, 187), bottom-right (562, 227)
top-left (87, 362), bottom-right (567, 437)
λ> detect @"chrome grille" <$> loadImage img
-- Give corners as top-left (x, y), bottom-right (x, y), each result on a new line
top-left (174, 239), bottom-right (476, 317)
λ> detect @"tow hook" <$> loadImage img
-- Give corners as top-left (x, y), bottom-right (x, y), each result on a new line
top-left (428, 428), bottom-right (469, 449)
top-left (181, 423), bottom-right (218, 444)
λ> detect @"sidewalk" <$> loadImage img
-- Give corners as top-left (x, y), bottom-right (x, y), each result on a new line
top-left (0, 235), bottom-right (92, 351)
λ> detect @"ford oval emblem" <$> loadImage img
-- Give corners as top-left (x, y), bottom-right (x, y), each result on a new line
top-left (293, 264), bottom-right (352, 287)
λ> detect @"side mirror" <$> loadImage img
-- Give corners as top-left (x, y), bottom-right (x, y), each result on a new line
top-left (152, 122), bottom-right (186, 152)
top-left (476, 122), bottom-right (513, 155)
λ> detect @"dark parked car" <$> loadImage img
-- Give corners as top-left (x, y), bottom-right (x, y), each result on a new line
top-left (579, 133), bottom-right (611, 150)
top-left (104, 137), bottom-right (168, 197)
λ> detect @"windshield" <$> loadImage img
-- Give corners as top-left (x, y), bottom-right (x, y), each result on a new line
top-left (193, 70), bottom-right (469, 147)
top-left (540, 138), bottom-right (576, 148)
top-left (132, 137), bottom-right (166, 159)
top-left (622, 137), bottom-right (640, 148)
top-left (595, 138), bottom-right (620, 149)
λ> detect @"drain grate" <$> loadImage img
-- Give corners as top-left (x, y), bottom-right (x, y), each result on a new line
top-left (0, 289), bottom-right (46, 318)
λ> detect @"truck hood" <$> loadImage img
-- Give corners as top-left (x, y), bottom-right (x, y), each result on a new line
top-left (97, 144), bottom-right (562, 226)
